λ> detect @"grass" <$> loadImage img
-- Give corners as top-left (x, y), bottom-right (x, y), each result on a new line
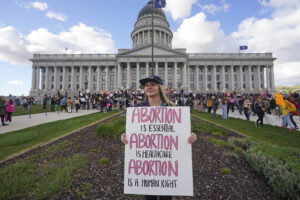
top-left (221, 168), bottom-right (231, 174)
top-left (13, 104), bottom-right (52, 116)
top-left (0, 154), bottom-right (88, 200)
top-left (98, 158), bottom-right (109, 164)
top-left (192, 111), bottom-right (300, 149)
top-left (0, 110), bottom-right (121, 161)
top-left (208, 136), bottom-right (228, 147)
top-left (95, 116), bottom-right (126, 137)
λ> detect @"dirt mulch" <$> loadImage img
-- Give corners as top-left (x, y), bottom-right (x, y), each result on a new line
top-left (1, 115), bottom-right (281, 200)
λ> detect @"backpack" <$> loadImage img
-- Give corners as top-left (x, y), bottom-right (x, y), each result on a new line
top-left (61, 99), bottom-right (67, 106)
top-left (286, 101), bottom-right (296, 112)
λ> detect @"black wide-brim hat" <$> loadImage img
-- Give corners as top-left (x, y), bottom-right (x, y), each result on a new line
top-left (139, 75), bottom-right (163, 86)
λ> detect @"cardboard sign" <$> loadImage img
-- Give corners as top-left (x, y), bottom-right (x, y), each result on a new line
top-left (124, 107), bottom-right (193, 196)
top-left (275, 93), bottom-right (284, 107)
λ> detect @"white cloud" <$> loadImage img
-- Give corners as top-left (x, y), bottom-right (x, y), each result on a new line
top-left (8, 80), bottom-right (25, 86)
top-left (258, 0), bottom-right (300, 17)
top-left (165, 0), bottom-right (197, 21)
top-left (198, 0), bottom-right (229, 15)
top-left (173, 12), bottom-right (225, 53)
top-left (46, 11), bottom-right (67, 21)
top-left (30, 1), bottom-right (48, 11)
top-left (0, 23), bottom-right (115, 65)
top-left (0, 26), bottom-right (31, 65)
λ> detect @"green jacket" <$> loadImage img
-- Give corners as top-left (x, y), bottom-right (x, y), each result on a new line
top-left (0, 100), bottom-right (6, 115)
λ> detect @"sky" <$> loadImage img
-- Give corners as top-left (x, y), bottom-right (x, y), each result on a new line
top-left (1, 0), bottom-right (300, 96)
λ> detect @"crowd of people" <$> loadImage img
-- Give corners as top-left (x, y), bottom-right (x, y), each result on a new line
top-left (1, 89), bottom-right (299, 131)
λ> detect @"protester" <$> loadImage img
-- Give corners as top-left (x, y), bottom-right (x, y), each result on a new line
top-left (75, 97), bottom-right (80, 112)
top-left (207, 97), bottom-right (212, 113)
top-left (0, 96), bottom-right (6, 127)
top-left (5, 97), bottom-right (15, 124)
top-left (212, 96), bottom-right (219, 118)
top-left (221, 97), bottom-right (228, 119)
top-left (255, 98), bottom-right (265, 127)
top-left (281, 99), bottom-right (295, 131)
top-left (121, 75), bottom-right (197, 200)
top-left (67, 97), bottom-right (73, 113)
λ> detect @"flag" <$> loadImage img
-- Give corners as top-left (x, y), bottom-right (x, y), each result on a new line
top-left (240, 46), bottom-right (248, 50)
top-left (155, 0), bottom-right (166, 8)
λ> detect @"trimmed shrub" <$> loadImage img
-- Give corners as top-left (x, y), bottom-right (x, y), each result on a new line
top-left (208, 136), bottom-right (228, 147)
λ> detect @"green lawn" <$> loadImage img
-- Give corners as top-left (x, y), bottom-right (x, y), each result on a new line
top-left (0, 110), bottom-right (121, 161)
top-left (13, 104), bottom-right (52, 116)
top-left (192, 111), bottom-right (300, 149)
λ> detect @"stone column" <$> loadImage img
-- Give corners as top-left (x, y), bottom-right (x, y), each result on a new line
top-left (155, 62), bottom-right (158, 75)
top-left (97, 66), bottom-right (101, 90)
top-left (257, 66), bottom-right (261, 91)
top-left (266, 67), bottom-right (270, 90)
top-left (136, 62), bottom-right (140, 89)
top-left (53, 66), bottom-right (58, 90)
top-left (71, 66), bottom-right (75, 91)
top-left (187, 65), bottom-right (190, 89)
top-left (79, 66), bottom-right (84, 90)
top-left (238, 65), bottom-right (243, 91)
top-left (126, 62), bottom-right (131, 88)
top-left (247, 66), bottom-right (252, 91)
top-left (196, 65), bottom-right (199, 90)
top-left (105, 66), bottom-right (109, 90)
top-left (230, 65), bottom-right (234, 91)
top-left (145, 62), bottom-right (149, 78)
top-left (45, 66), bottom-right (49, 91)
top-left (183, 62), bottom-right (187, 87)
top-left (118, 63), bottom-right (122, 88)
top-left (221, 65), bottom-right (225, 91)
top-left (204, 65), bottom-right (208, 90)
top-left (88, 66), bottom-right (92, 91)
top-left (174, 62), bottom-right (178, 88)
top-left (62, 66), bottom-right (66, 91)
top-left (270, 65), bottom-right (275, 90)
top-left (164, 62), bottom-right (168, 88)
top-left (36, 66), bottom-right (40, 91)
top-left (31, 66), bottom-right (36, 91)
top-left (212, 65), bottom-right (217, 91)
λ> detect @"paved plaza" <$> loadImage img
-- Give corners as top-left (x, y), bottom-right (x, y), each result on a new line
top-left (0, 109), bottom-right (99, 134)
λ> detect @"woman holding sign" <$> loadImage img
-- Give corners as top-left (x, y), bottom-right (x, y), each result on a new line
top-left (121, 75), bottom-right (197, 200)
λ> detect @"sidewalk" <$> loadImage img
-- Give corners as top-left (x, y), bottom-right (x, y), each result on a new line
top-left (0, 109), bottom-right (99, 134)
top-left (215, 108), bottom-right (300, 129)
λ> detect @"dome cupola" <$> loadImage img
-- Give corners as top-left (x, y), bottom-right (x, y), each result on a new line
top-left (131, 0), bottom-right (173, 49)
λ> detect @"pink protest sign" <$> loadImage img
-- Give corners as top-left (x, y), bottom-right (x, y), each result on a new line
top-left (124, 106), bottom-right (193, 196)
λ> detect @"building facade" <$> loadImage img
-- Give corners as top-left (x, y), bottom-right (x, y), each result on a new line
top-left (30, 0), bottom-right (276, 97)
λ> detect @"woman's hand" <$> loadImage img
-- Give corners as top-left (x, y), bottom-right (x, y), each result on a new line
top-left (187, 132), bottom-right (197, 144)
top-left (121, 133), bottom-right (128, 144)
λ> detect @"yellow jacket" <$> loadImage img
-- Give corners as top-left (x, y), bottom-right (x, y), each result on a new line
top-left (281, 100), bottom-right (290, 116)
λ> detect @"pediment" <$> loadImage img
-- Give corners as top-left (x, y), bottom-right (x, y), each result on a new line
top-left (118, 45), bottom-right (187, 57)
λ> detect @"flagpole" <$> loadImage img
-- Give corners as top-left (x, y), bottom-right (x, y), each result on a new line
top-left (151, 0), bottom-right (154, 75)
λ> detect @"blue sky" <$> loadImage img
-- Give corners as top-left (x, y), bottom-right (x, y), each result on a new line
top-left (1, 0), bottom-right (300, 96)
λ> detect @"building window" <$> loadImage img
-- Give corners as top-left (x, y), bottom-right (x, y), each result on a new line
top-left (69, 68), bottom-right (71, 73)
top-left (225, 68), bottom-right (228, 72)
top-left (60, 76), bottom-right (63, 82)
top-left (252, 75), bottom-right (254, 81)
top-left (60, 84), bottom-right (62, 89)
top-left (234, 83), bottom-right (237, 88)
top-left (77, 68), bottom-right (80, 73)
top-left (216, 75), bottom-right (220, 81)
top-left (52, 76), bottom-right (54, 81)
top-left (225, 75), bottom-right (228, 81)
top-left (243, 75), bottom-right (245, 82)
top-left (225, 83), bottom-right (228, 89)
top-left (141, 73), bottom-right (146, 78)
top-left (68, 84), bottom-right (71, 89)
top-left (234, 75), bottom-right (237, 81)
top-left (77, 84), bottom-right (79, 89)
top-left (208, 68), bottom-right (211, 72)
top-left (102, 76), bottom-right (106, 81)
top-left (216, 68), bottom-right (219, 72)
top-left (122, 74), bottom-right (127, 80)
top-left (208, 83), bottom-right (211, 89)
top-left (190, 83), bottom-right (194, 89)
top-left (199, 75), bottom-right (202, 81)
top-left (68, 76), bottom-right (71, 82)
top-left (190, 75), bottom-right (194, 81)
top-left (177, 74), bottom-right (181, 79)
top-left (51, 84), bottom-right (54, 89)
top-left (207, 75), bottom-right (211, 81)
top-left (243, 83), bottom-right (246, 89)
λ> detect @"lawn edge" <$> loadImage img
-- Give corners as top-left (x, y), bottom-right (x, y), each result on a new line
top-left (191, 114), bottom-right (248, 138)
top-left (0, 111), bottom-right (124, 164)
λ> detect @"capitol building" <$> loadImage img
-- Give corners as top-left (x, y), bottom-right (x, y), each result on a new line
top-left (30, 0), bottom-right (276, 97)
